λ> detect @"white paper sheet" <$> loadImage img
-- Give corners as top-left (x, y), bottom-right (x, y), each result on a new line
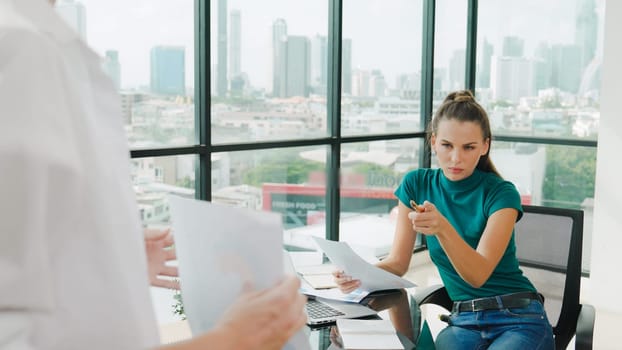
top-left (336, 319), bottom-right (404, 350)
top-left (312, 237), bottom-right (416, 294)
top-left (169, 195), bottom-right (310, 350)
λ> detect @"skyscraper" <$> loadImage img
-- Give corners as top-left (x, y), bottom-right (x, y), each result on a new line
top-left (272, 18), bottom-right (288, 97)
top-left (311, 34), bottom-right (327, 94)
top-left (103, 50), bottom-right (121, 90)
top-left (491, 56), bottom-right (532, 103)
top-left (217, 0), bottom-right (228, 97)
top-left (342, 39), bottom-right (352, 95)
top-left (551, 44), bottom-right (582, 94)
top-left (477, 38), bottom-right (494, 89)
top-left (502, 36), bottom-right (524, 58)
top-left (150, 46), bottom-right (185, 96)
top-left (285, 36), bottom-right (310, 97)
top-left (55, 0), bottom-right (86, 40)
top-left (449, 49), bottom-right (466, 90)
top-left (229, 9), bottom-right (241, 83)
top-left (575, 0), bottom-right (598, 71)
top-left (533, 42), bottom-right (553, 93)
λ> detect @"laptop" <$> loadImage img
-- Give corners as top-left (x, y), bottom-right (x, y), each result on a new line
top-left (283, 251), bottom-right (378, 326)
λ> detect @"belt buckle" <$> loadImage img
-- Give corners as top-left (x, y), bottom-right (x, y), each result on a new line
top-left (471, 299), bottom-right (478, 312)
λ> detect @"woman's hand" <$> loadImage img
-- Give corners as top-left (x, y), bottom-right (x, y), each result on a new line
top-left (332, 270), bottom-right (361, 294)
top-left (144, 228), bottom-right (180, 290)
top-left (407, 201), bottom-right (450, 238)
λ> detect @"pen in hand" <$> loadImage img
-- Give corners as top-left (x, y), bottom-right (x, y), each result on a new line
top-left (409, 200), bottom-right (424, 213)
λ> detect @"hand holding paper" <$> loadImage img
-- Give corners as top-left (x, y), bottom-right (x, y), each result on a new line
top-left (312, 237), bottom-right (415, 296)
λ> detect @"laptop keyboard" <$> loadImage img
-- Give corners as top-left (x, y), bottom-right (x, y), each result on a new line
top-left (306, 299), bottom-right (345, 319)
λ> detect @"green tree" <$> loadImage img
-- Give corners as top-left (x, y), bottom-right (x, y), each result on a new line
top-left (542, 146), bottom-right (596, 209)
top-left (243, 154), bottom-right (323, 187)
top-left (176, 176), bottom-right (194, 189)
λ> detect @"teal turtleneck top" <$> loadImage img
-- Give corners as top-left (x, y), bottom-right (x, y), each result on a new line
top-left (394, 168), bottom-right (536, 301)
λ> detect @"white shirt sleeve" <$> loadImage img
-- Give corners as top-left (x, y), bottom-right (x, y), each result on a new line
top-left (0, 313), bottom-right (35, 350)
top-left (0, 27), bottom-right (75, 348)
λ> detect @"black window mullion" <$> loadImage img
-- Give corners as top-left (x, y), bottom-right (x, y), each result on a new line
top-left (327, 0), bottom-right (343, 241)
top-left (195, 0), bottom-right (210, 201)
top-left (420, 0), bottom-right (436, 169)
top-left (465, 0), bottom-right (478, 92)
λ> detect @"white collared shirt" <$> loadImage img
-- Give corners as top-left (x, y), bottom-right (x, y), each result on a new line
top-left (0, 0), bottom-right (159, 348)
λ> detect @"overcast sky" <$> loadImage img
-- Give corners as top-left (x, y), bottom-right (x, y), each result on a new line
top-left (74, 0), bottom-right (605, 91)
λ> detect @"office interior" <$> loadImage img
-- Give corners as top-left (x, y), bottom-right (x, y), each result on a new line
top-left (54, 0), bottom-right (622, 348)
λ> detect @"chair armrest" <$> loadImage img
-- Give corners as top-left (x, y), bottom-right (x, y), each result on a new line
top-left (575, 303), bottom-right (595, 350)
top-left (414, 284), bottom-right (453, 311)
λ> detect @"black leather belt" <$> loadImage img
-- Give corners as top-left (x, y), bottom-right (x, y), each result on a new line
top-left (452, 291), bottom-right (542, 313)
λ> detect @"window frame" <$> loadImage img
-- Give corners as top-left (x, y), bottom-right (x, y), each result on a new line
top-left (129, 0), bottom-right (598, 242)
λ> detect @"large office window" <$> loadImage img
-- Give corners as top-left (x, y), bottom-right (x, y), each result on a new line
top-left (210, 0), bottom-right (328, 143)
top-left (75, 0), bottom-right (602, 272)
top-left (477, 0), bottom-right (604, 272)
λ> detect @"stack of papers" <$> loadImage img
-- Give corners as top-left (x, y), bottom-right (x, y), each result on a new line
top-left (336, 319), bottom-right (404, 350)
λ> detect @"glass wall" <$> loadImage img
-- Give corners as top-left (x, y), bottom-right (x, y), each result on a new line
top-left (73, 0), bottom-right (603, 329)
top-left (477, 0), bottom-right (604, 142)
top-left (210, 0), bottom-right (329, 143)
top-left (70, 0), bottom-right (196, 149)
top-left (342, 0), bottom-right (423, 136)
top-left (478, 0), bottom-right (604, 272)
top-left (491, 141), bottom-right (595, 271)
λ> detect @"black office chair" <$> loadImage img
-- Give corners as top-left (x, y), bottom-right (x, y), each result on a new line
top-left (414, 205), bottom-right (595, 349)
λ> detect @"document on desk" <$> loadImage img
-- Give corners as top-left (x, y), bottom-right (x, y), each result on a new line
top-left (169, 196), bottom-right (310, 350)
top-left (336, 319), bottom-right (404, 350)
top-left (312, 237), bottom-right (415, 297)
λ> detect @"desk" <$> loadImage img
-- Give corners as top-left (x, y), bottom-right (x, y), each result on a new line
top-left (306, 289), bottom-right (421, 350)
top-left (289, 251), bottom-right (423, 349)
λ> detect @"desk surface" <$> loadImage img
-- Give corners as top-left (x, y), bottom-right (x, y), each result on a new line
top-left (306, 289), bottom-right (421, 350)
top-left (288, 251), bottom-right (422, 349)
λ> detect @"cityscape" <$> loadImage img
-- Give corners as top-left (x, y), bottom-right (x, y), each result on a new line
top-left (56, 0), bottom-right (600, 242)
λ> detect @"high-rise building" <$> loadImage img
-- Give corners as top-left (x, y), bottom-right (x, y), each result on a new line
top-left (351, 69), bottom-right (370, 97)
top-left (342, 39), bottom-right (352, 95)
top-left (272, 18), bottom-right (288, 97)
top-left (449, 49), bottom-right (465, 90)
top-left (491, 56), bottom-right (532, 103)
top-left (311, 34), bottom-right (327, 94)
top-left (369, 70), bottom-right (386, 98)
top-left (575, 0), bottom-right (598, 71)
top-left (229, 9), bottom-right (241, 83)
top-left (285, 36), bottom-right (310, 97)
top-left (55, 0), bottom-right (86, 40)
top-left (551, 44), bottom-right (582, 94)
top-left (533, 42), bottom-right (553, 93)
top-left (477, 38), bottom-right (494, 89)
top-left (150, 46), bottom-right (185, 96)
top-left (217, 0), bottom-right (228, 97)
top-left (103, 50), bottom-right (121, 90)
top-left (502, 36), bottom-right (524, 58)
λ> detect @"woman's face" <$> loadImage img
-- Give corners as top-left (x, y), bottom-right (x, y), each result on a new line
top-left (430, 118), bottom-right (489, 181)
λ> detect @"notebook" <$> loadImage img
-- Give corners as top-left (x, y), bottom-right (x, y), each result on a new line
top-left (283, 251), bottom-right (378, 326)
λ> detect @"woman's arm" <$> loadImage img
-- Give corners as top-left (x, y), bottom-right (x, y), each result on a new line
top-left (377, 201), bottom-right (419, 276)
top-left (333, 201), bottom-right (418, 293)
top-left (411, 202), bottom-right (518, 288)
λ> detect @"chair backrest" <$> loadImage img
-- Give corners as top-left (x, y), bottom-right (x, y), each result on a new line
top-left (513, 205), bottom-right (584, 350)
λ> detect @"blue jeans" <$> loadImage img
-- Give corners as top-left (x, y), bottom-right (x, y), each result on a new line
top-left (435, 299), bottom-right (554, 350)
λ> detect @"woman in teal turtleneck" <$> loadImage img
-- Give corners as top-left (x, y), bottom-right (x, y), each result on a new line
top-left (334, 90), bottom-right (554, 349)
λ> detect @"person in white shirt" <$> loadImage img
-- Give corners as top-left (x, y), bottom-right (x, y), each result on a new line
top-left (0, 0), bottom-right (306, 349)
